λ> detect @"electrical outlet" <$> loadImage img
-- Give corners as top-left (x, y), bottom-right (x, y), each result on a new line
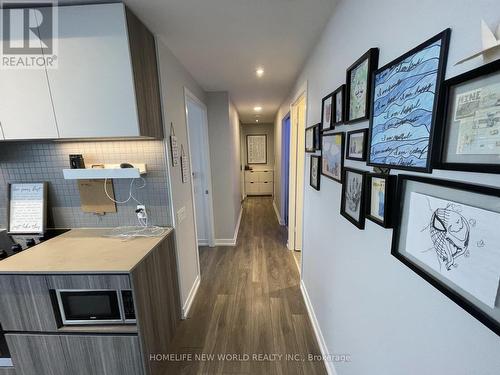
top-left (136, 205), bottom-right (147, 220)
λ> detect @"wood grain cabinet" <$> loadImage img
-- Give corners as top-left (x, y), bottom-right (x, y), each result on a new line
top-left (6, 334), bottom-right (143, 375)
top-left (0, 4), bottom-right (163, 141)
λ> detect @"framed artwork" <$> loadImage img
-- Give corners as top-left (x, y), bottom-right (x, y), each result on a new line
top-left (346, 129), bottom-right (368, 161)
top-left (392, 175), bottom-right (500, 336)
top-left (368, 29), bottom-right (451, 173)
top-left (434, 58), bottom-right (500, 173)
top-left (346, 48), bottom-right (379, 124)
top-left (310, 155), bottom-right (321, 191)
top-left (321, 92), bottom-right (334, 131)
top-left (305, 123), bottom-right (321, 152)
top-left (340, 168), bottom-right (367, 229)
top-left (321, 132), bottom-right (344, 183)
top-left (366, 173), bottom-right (396, 228)
top-left (332, 84), bottom-right (346, 125)
top-left (8, 182), bottom-right (48, 234)
top-left (246, 134), bottom-right (267, 164)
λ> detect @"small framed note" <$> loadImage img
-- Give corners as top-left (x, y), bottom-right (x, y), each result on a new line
top-left (170, 123), bottom-right (180, 167)
top-left (8, 182), bottom-right (47, 234)
top-left (181, 145), bottom-right (190, 184)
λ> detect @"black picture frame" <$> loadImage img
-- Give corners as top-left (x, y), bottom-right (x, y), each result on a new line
top-left (367, 29), bottom-right (451, 173)
top-left (340, 167), bottom-right (367, 229)
top-left (321, 131), bottom-right (345, 183)
top-left (345, 48), bottom-right (379, 124)
top-left (305, 123), bottom-right (321, 152)
top-left (310, 155), bottom-right (321, 191)
top-left (434, 58), bottom-right (500, 174)
top-left (321, 91), bottom-right (334, 132)
top-left (246, 134), bottom-right (267, 164)
top-left (365, 173), bottom-right (396, 228)
top-left (346, 128), bottom-right (368, 161)
top-left (392, 174), bottom-right (500, 337)
top-left (332, 84), bottom-right (346, 125)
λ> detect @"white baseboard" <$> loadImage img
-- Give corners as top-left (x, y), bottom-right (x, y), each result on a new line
top-left (182, 274), bottom-right (200, 319)
top-left (273, 200), bottom-right (285, 225)
top-left (214, 205), bottom-right (243, 246)
top-left (197, 239), bottom-right (209, 247)
top-left (300, 280), bottom-right (338, 375)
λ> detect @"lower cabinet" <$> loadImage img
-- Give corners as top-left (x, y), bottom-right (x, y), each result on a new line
top-left (6, 334), bottom-right (144, 375)
top-left (244, 170), bottom-right (274, 196)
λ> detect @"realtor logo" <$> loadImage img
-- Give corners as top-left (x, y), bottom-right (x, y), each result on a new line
top-left (1, 1), bottom-right (58, 69)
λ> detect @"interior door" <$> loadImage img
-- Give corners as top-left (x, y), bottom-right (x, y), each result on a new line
top-left (0, 9), bottom-right (59, 140)
top-left (187, 98), bottom-right (209, 245)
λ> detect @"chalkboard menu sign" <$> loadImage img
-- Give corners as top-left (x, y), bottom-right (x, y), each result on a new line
top-left (8, 182), bottom-right (47, 234)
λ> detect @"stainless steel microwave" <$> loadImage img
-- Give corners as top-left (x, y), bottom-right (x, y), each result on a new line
top-left (56, 289), bottom-right (136, 325)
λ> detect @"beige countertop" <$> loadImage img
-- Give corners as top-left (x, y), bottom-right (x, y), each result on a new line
top-left (0, 228), bottom-right (173, 274)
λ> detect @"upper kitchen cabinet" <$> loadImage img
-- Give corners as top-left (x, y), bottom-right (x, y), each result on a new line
top-left (0, 10), bottom-right (59, 140)
top-left (43, 3), bottom-right (163, 139)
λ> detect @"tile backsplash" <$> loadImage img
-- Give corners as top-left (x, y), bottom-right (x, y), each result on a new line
top-left (0, 140), bottom-right (172, 229)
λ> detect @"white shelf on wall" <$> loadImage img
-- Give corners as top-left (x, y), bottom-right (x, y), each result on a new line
top-left (63, 163), bottom-right (147, 180)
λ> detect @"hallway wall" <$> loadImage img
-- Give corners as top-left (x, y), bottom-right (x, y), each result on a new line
top-left (157, 39), bottom-right (206, 313)
top-left (207, 92), bottom-right (242, 244)
top-left (241, 123), bottom-right (275, 169)
top-left (276, 0), bottom-right (500, 374)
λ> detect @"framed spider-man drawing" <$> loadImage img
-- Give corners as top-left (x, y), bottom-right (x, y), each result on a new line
top-left (392, 175), bottom-right (500, 336)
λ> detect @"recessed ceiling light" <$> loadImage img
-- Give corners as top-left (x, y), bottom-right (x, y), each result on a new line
top-left (256, 119), bottom-right (259, 123)
top-left (256, 67), bottom-right (264, 77)
top-left (254, 106), bottom-right (262, 112)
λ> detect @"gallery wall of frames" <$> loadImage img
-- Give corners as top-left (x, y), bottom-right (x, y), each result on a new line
top-left (304, 28), bottom-right (500, 337)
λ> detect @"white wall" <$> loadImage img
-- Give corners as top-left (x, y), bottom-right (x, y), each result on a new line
top-left (157, 40), bottom-right (205, 312)
top-left (241, 123), bottom-right (275, 169)
top-left (207, 92), bottom-right (242, 243)
top-left (276, 0), bottom-right (500, 374)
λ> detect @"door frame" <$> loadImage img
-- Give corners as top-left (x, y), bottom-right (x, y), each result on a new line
top-left (288, 81), bottom-right (308, 253)
top-left (184, 87), bottom-right (216, 248)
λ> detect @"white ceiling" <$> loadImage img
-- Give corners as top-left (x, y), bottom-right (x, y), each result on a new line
top-left (123, 0), bottom-right (336, 123)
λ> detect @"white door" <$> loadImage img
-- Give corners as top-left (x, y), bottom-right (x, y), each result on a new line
top-left (0, 9), bottom-right (59, 140)
top-left (44, 3), bottom-right (139, 138)
top-left (185, 91), bottom-right (215, 247)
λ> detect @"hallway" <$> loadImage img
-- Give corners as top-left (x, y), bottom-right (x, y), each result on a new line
top-left (165, 197), bottom-right (326, 375)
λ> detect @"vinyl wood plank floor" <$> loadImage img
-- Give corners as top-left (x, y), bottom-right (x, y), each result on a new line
top-left (163, 197), bottom-right (326, 375)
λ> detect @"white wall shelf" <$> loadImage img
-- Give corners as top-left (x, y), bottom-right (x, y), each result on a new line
top-left (63, 164), bottom-right (147, 180)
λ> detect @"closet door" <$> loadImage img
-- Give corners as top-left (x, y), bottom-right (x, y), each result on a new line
top-left (44, 3), bottom-right (140, 138)
top-left (0, 10), bottom-right (59, 140)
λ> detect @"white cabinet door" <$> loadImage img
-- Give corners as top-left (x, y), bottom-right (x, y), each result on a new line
top-left (0, 10), bottom-right (59, 140)
top-left (45, 4), bottom-right (139, 138)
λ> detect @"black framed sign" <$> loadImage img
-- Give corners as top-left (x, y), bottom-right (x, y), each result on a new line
top-left (346, 129), bottom-right (368, 161)
top-left (8, 182), bottom-right (48, 234)
top-left (340, 167), bottom-right (367, 229)
top-left (346, 48), bottom-right (379, 124)
top-left (305, 123), bottom-right (321, 153)
top-left (321, 132), bottom-right (344, 183)
top-left (321, 92), bottom-right (334, 131)
top-left (332, 84), bottom-right (346, 125)
top-left (366, 173), bottom-right (396, 228)
top-left (310, 155), bottom-right (321, 191)
top-left (434, 58), bottom-right (500, 173)
top-left (392, 175), bottom-right (500, 336)
top-left (368, 29), bottom-right (451, 173)
top-left (246, 134), bottom-right (267, 164)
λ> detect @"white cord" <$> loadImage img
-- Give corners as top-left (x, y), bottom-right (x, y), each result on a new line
top-left (104, 177), bottom-right (146, 205)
